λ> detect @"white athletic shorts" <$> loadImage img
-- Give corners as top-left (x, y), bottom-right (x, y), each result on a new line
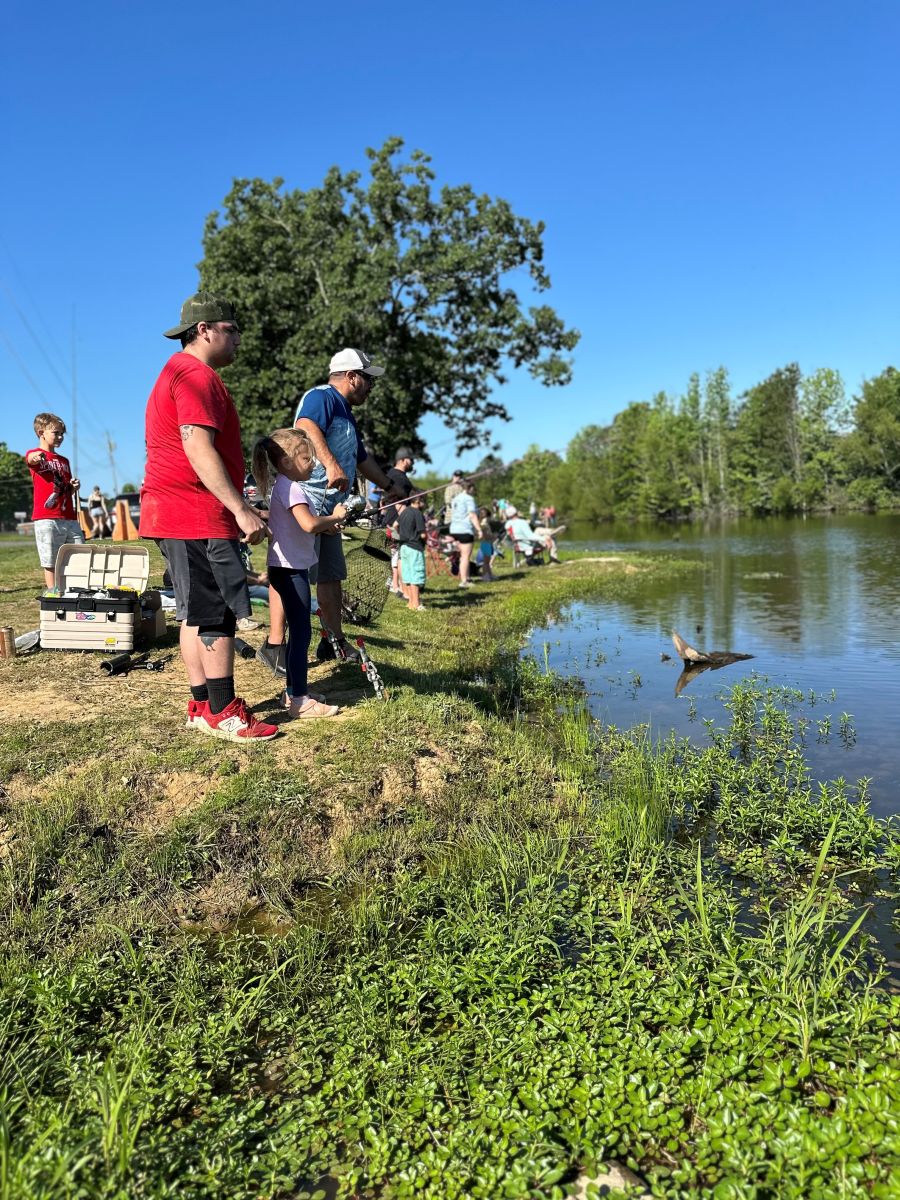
top-left (34, 518), bottom-right (84, 569)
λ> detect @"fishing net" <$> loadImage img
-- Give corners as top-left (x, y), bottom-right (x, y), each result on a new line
top-left (340, 522), bottom-right (392, 625)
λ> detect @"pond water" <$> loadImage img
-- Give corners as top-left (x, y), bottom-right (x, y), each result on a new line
top-left (527, 514), bottom-right (900, 820)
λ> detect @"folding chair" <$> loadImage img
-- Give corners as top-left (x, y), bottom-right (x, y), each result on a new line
top-left (505, 523), bottom-right (544, 568)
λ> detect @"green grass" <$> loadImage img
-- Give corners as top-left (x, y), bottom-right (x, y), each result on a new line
top-left (0, 539), bottom-right (898, 1198)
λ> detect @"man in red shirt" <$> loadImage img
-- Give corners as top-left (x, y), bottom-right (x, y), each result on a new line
top-left (140, 291), bottom-right (277, 742)
top-left (25, 412), bottom-right (84, 588)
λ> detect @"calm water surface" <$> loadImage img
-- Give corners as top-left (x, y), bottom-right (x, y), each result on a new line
top-left (527, 514), bottom-right (900, 820)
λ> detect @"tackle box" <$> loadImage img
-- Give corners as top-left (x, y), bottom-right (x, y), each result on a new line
top-left (39, 544), bottom-right (165, 652)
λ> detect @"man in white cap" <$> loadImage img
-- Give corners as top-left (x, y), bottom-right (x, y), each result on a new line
top-left (294, 348), bottom-right (398, 657)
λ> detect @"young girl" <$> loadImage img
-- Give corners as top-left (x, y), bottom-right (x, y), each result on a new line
top-left (475, 506), bottom-right (496, 581)
top-left (251, 428), bottom-right (347, 719)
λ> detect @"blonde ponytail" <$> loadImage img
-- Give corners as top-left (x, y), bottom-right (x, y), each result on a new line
top-left (250, 429), bottom-right (315, 499)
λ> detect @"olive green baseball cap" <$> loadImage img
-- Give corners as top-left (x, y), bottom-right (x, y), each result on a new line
top-left (163, 291), bottom-right (238, 339)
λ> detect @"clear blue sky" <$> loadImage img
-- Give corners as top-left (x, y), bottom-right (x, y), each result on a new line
top-left (2, 0), bottom-right (898, 492)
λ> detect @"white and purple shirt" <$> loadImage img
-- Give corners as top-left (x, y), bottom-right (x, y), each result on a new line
top-left (266, 475), bottom-right (318, 570)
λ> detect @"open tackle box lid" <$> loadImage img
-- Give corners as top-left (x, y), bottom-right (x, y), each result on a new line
top-left (52, 543), bottom-right (151, 595)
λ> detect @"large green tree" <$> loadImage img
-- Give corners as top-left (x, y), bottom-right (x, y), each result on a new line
top-left (0, 444), bottom-right (31, 526)
top-left (506, 445), bottom-right (563, 511)
top-left (198, 138), bottom-right (579, 461)
top-left (844, 366), bottom-right (900, 496)
top-left (730, 364), bottom-right (802, 511)
top-left (546, 425), bottom-right (615, 521)
top-left (794, 367), bottom-right (848, 508)
top-left (703, 366), bottom-right (732, 507)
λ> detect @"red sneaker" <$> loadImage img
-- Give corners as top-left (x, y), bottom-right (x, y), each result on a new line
top-left (197, 697), bottom-right (279, 743)
top-left (186, 699), bottom-right (209, 730)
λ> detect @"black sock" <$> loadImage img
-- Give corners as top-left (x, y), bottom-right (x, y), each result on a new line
top-left (191, 684), bottom-right (209, 703)
top-left (207, 675), bottom-right (235, 714)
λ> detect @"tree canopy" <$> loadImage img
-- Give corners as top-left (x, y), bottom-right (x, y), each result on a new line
top-left (489, 363), bottom-right (900, 522)
top-left (198, 138), bottom-right (578, 462)
top-left (198, 138), bottom-right (580, 460)
top-left (0, 444), bottom-right (31, 526)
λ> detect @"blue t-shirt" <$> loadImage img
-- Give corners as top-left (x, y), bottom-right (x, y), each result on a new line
top-left (449, 491), bottom-right (477, 536)
top-left (294, 384), bottom-right (366, 516)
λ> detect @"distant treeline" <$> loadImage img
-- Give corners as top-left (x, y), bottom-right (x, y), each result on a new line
top-left (459, 363), bottom-right (900, 521)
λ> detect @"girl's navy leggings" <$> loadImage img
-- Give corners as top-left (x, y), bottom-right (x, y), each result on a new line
top-left (268, 565), bottom-right (311, 698)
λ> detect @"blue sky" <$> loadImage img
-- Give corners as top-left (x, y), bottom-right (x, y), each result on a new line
top-left (2, 0), bottom-right (898, 491)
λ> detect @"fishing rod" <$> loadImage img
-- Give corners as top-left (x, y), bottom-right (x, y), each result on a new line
top-left (318, 611), bottom-right (388, 700)
top-left (365, 458), bottom-right (527, 519)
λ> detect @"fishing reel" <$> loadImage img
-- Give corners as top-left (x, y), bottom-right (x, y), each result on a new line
top-left (340, 494), bottom-right (368, 524)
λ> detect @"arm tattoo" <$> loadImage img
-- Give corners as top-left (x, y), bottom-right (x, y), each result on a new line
top-left (180, 425), bottom-right (194, 443)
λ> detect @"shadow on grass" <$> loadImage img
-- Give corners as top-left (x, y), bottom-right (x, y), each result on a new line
top-left (418, 588), bottom-right (493, 610)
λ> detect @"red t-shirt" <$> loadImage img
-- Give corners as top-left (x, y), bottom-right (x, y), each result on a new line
top-left (27, 448), bottom-right (77, 520)
top-left (139, 353), bottom-right (245, 539)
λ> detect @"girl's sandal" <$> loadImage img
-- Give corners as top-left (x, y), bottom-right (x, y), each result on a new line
top-left (290, 698), bottom-right (340, 719)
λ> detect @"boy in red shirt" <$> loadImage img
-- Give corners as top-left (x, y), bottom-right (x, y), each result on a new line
top-left (25, 413), bottom-right (83, 589)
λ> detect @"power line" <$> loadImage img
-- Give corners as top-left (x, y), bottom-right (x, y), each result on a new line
top-left (0, 249), bottom-right (110, 439)
top-left (0, 234), bottom-right (71, 377)
top-left (0, 327), bottom-right (53, 405)
top-left (1, 280), bottom-right (71, 397)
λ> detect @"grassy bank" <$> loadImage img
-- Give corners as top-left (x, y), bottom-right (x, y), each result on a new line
top-left (1, 539), bottom-right (898, 1199)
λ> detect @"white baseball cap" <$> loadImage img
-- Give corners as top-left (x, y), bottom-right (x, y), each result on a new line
top-left (329, 348), bottom-right (385, 377)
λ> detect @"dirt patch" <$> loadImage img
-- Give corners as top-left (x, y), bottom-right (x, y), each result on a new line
top-left (0, 676), bottom-right (86, 722)
top-left (560, 556), bottom-right (625, 565)
top-left (174, 871), bottom-right (253, 929)
top-left (368, 745), bottom-right (456, 810)
top-left (140, 770), bottom-right (216, 831)
top-left (373, 764), bottom-right (405, 807)
top-left (559, 556), bottom-right (642, 575)
top-left (414, 747), bottom-right (456, 801)
top-left (10, 759), bottom-right (97, 804)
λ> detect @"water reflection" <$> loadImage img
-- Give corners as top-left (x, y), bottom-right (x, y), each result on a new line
top-left (534, 514), bottom-right (900, 818)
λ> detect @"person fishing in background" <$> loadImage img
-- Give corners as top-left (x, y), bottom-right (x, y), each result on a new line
top-left (449, 477), bottom-right (483, 588)
top-left (392, 492), bottom-right (427, 611)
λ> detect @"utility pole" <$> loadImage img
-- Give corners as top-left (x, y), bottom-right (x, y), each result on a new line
top-left (105, 431), bottom-right (119, 495)
top-left (71, 307), bottom-right (78, 480)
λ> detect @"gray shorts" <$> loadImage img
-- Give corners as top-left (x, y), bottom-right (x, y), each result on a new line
top-left (309, 530), bottom-right (347, 585)
top-left (34, 519), bottom-right (84, 569)
top-left (156, 538), bottom-right (251, 625)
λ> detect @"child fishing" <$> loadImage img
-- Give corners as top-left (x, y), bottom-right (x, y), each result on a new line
top-left (251, 428), bottom-right (348, 719)
top-left (25, 412), bottom-right (83, 589)
top-left (392, 493), bottom-right (427, 610)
